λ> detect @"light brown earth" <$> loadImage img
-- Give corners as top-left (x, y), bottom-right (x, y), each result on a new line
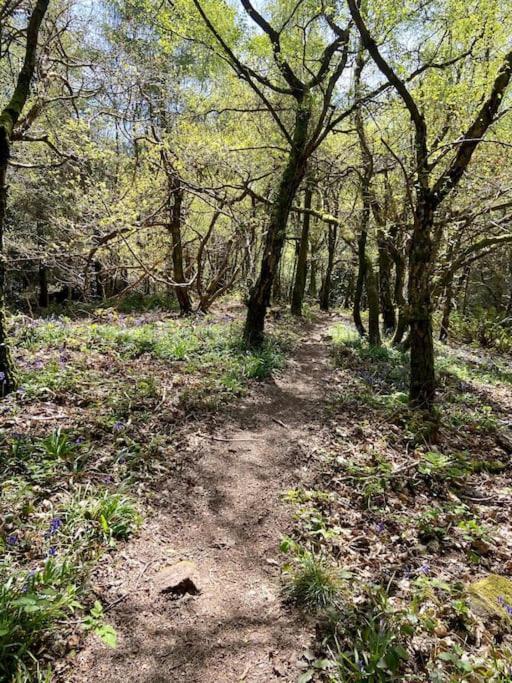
top-left (69, 317), bottom-right (336, 683)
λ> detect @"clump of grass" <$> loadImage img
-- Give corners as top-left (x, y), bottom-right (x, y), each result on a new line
top-left (281, 544), bottom-right (346, 611)
top-left (329, 607), bottom-right (409, 682)
top-left (83, 491), bottom-right (141, 542)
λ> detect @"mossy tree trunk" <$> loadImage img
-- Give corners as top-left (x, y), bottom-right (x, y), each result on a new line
top-left (366, 256), bottom-right (381, 347)
top-left (319, 224), bottom-right (337, 311)
top-left (291, 184), bottom-right (313, 316)
top-left (377, 230), bottom-right (396, 333)
top-left (392, 252), bottom-right (408, 346)
top-left (353, 227), bottom-right (367, 336)
top-left (244, 101), bottom-right (311, 346)
top-left (408, 195), bottom-right (436, 407)
top-left (0, 0), bottom-right (51, 397)
top-left (167, 172), bottom-right (192, 316)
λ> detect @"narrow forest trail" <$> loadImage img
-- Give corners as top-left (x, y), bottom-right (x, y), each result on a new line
top-left (71, 316), bottom-right (338, 683)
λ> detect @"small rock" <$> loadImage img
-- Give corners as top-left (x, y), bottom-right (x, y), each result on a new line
top-left (434, 624), bottom-right (448, 637)
top-left (471, 538), bottom-right (493, 556)
top-left (155, 560), bottom-right (201, 597)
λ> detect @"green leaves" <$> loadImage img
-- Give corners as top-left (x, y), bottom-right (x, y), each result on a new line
top-left (83, 601), bottom-right (118, 648)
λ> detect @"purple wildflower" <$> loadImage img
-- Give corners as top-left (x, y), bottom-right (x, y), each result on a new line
top-left (74, 436), bottom-right (85, 445)
top-left (48, 546), bottom-right (58, 557)
top-left (113, 421), bottom-right (124, 432)
top-left (6, 534), bottom-right (18, 546)
top-left (375, 522), bottom-right (385, 533)
top-left (419, 562), bottom-right (431, 575)
top-left (49, 518), bottom-right (62, 534)
top-left (0, 372), bottom-right (5, 382)
top-left (498, 596), bottom-right (512, 616)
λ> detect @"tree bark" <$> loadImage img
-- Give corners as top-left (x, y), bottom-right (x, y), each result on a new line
top-left (377, 230), bottom-right (396, 333)
top-left (408, 196), bottom-right (436, 408)
top-left (291, 185), bottom-right (312, 316)
top-left (308, 253), bottom-right (317, 297)
top-left (244, 101), bottom-right (311, 347)
top-left (392, 251), bottom-right (408, 346)
top-left (439, 274), bottom-right (454, 343)
top-left (319, 224), bottom-right (337, 311)
top-left (366, 256), bottom-right (381, 346)
top-left (0, 0), bottom-right (50, 396)
top-left (353, 227), bottom-right (367, 336)
top-left (343, 269), bottom-right (355, 309)
top-left (167, 173), bottom-right (192, 315)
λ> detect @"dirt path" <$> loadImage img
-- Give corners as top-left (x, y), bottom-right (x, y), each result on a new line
top-left (70, 317), bottom-right (335, 682)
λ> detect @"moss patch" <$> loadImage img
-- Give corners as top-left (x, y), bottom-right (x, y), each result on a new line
top-left (468, 575), bottom-right (512, 622)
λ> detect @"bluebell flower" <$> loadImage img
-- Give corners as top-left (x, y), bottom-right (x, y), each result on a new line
top-left (48, 546), bottom-right (57, 557)
top-left (6, 534), bottom-right (18, 546)
top-left (498, 596), bottom-right (512, 616)
top-left (419, 562), bottom-right (430, 575)
top-left (375, 522), bottom-right (385, 533)
top-left (49, 517), bottom-right (62, 534)
top-left (113, 421), bottom-right (124, 432)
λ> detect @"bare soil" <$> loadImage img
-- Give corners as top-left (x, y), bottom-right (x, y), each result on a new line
top-left (69, 317), bottom-right (336, 682)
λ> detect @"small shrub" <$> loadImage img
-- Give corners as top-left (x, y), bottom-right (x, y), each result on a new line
top-left (451, 311), bottom-right (512, 354)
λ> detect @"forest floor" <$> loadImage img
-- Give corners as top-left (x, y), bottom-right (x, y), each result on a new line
top-left (2, 303), bottom-right (512, 682)
top-left (68, 313), bottom-right (333, 682)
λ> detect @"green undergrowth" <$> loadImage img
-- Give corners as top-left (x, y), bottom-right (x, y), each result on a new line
top-left (448, 311), bottom-right (512, 355)
top-left (281, 486), bottom-right (512, 682)
top-left (281, 322), bottom-right (512, 681)
top-left (15, 315), bottom-right (290, 409)
top-left (2, 310), bottom-right (296, 680)
top-left (0, 428), bottom-right (141, 680)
